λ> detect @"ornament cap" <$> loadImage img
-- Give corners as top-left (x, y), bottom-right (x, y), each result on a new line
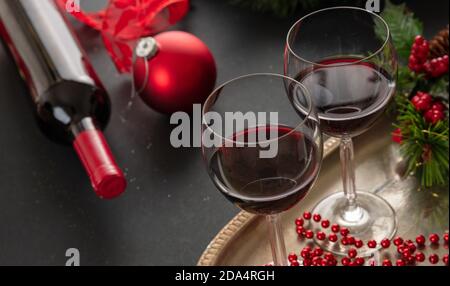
top-left (136, 37), bottom-right (158, 59)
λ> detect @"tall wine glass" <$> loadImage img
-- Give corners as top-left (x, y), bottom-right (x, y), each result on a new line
top-left (202, 74), bottom-right (323, 266)
top-left (285, 7), bottom-right (398, 256)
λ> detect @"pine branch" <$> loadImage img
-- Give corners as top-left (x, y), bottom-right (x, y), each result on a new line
top-left (375, 0), bottom-right (424, 61)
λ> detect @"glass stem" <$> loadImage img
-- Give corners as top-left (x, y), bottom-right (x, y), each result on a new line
top-left (266, 214), bottom-right (287, 266)
top-left (340, 137), bottom-right (362, 221)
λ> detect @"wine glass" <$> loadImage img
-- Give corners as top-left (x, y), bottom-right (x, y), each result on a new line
top-left (285, 7), bottom-right (398, 256)
top-left (202, 74), bottom-right (323, 266)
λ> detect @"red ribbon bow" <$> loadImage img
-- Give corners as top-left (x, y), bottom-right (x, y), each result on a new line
top-left (56, 0), bottom-right (189, 73)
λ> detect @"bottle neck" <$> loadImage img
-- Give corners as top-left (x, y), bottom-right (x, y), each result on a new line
top-left (71, 117), bottom-right (126, 199)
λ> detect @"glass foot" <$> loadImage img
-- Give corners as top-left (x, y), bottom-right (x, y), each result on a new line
top-left (312, 191), bottom-right (397, 257)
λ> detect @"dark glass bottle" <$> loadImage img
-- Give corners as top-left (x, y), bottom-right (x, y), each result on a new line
top-left (0, 0), bottom-right (126, 199)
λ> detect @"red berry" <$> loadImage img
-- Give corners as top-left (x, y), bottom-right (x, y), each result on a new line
top-left (416, 235), bottom-right (426, 246)
top-left (290, 260), bottom-right (300, 266)
top-left (316, 231), bottom-right (326, 241)
top-left (367, 240), bottom-right (377, 248)
top-left (328, 233), bottom-right (338, 242)
top-left (321, 219), bottom-right (330, 228)
top-left (396, 259), bottom-right (406, 266)
top-left (443, 254), bottom-right (449, 265)
top-left (382, 259), bottom-right (392, 266)
top-left (415, 252), bottom-right (425, 262)
top-left (305, 230), bottom-right (314, 239)
top-left (429, 233), bottom-right (440, 244)
top-left (430, 101), bottom-right (446, 111)
top-left (381, 238), bottom-right (391, 248)
top-left (348, 248), bottom-right (357, 259)
top-left (296, 226), bottom-right (305, 235)
top-left (288, 252), bottom-right (298, 262)
top-left (397, 245), bottom-right (406, 254)
top-left (392, 128), bottom-right (403, 144)
top-left (411, 92), bottom-right (432, 111)
top-left (429, 254), bottom-right (439, 265)
top-left (303, 211), bottom-right (312, 220)
top-left (340, 227), bottom-right (349, 237)
top-left (425, 108), bottom-right (445, 124)
top-left (331, 224), bottom-right (340, 233)
top-left (393, 236), bottom-right (404, 246)
top-left (355, 239), bottom-right (363, 248)
top-left (313, 214), bottom-right (321, 222)
top-left (406, 255), bottom-right (416, 265)
top-left (341, 257), bottom-right (351, 266)
top-left (295, 218), bottom-right (304, 226)
top-left (444, 233), bottom-right (449, 244)
top-left (402, 249), bottom-right (412, 259)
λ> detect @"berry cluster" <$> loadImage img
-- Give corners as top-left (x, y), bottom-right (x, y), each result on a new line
top-left (411, 91), bottom-right (446, 124)
top-left (409, 35), bottom-right (449, 78)
top-left (287, 211), bottom-right (449, 267)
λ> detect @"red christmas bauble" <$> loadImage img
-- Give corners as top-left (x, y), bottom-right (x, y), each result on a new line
top-left (133, 31), bottom-right (217, 114)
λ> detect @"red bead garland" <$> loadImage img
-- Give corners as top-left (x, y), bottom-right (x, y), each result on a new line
top-left (288, 211), bottom-right (448, 267)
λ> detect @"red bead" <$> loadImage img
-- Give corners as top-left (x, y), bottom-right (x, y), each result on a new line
top-left (312, 256), bottom-right (322, 266)
top-left (303, 211), bottom-right (312, 220)
top-left (355, 257), bottom-right (365, 266)
top-left (305, 230), bottom-right (314, 239)
top-left (415, 235), bottom-right (426, 246)
top-left (316, 231), bottom-right (326, 241)
top-left (381, 238), bottom-right (391, 248)
top-left (402, 249), bottom-right (412, 259)
top-left (354, 239), bottom-right (363, 248)
top-left (301, 248), bottom-right (311, 259)
top-left (382, 259), bottom-right (392, 266)
top-left (290, 261), bottom-right (300, 266)
top-left (348, 248), bottom-right (357, 259)
top-left (324, 253), bottom-right (335, 261)
top-left (443, 254), bottom-right (449, 265)
top-left (288, 252), bottom-right (298, 262)
top-left (346, 236), bottom-right (355, 245)
top-left (313, 214), bottom-right (321, 222)
top-left (313, 247), bottom-right (323, 257)
top-left (340, 227), bottom-right (349, 237)
top-left (341, 237), bottom-right (349, 245)
top-left (430, 101), bottom-right (446, 112)
top-left (429, 233), bottom-right (440, 244)
top-left (295, 218), bottom-right (304, 226)
top-left (331, 224), bottom-right (340, 233)
top-left (429, 254), bottom-right (439, 265)
top-left (393, 237), bottom-right (404, 246)
top-left (415, 252), bottom-right (425, 262)
top-left (397, 245), bottom-right (406, 254)
top-left (296, 226), bottom-right (305, 235)
top-left (444, 233), bottom-right (449, 244)
top-left (396, 259), bottom-right (406, 266)
top-left (406, 255), bottom-right (416, 265)
top-left (407, 243), bottom-right (416, 253)
top-left (303, 259), bottom-right (312, 266)
top-left (341, 257), bottom-right (351, 266)
top-left (328, 233), bottom-right (338, 242)
top-left (321, 219), bottom-right (330, 228)
top-left (367, 240), bottom-right (377, 248)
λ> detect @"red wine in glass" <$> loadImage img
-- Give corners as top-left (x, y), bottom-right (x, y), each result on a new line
top-left (208, 125), bottom-right (320, 215)
top-left (295, 58), bottom-right (396, 137)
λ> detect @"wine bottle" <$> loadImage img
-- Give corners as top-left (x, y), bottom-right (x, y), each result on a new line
top-left (0, 0), bottom-right (126, 199)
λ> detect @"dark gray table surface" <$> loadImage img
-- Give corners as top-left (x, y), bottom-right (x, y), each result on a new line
top-left (0, 0), bottom-right (448, 266)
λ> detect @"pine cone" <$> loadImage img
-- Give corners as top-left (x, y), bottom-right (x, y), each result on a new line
top-left (429, 25), bottom-right (449, 59)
